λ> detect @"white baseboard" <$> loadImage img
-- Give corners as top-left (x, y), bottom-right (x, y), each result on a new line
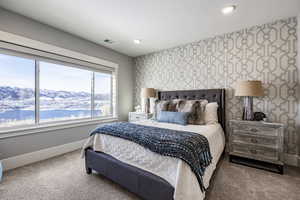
top-left (284, 153), bottom-right (300, 167)
top-left (1, 139), bottom-right (86, 171)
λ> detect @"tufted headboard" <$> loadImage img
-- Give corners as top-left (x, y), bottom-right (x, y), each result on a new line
top-left (157, 89), bottom-right (226, 131)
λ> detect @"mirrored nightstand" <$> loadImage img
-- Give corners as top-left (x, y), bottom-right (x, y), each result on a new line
top-left (229, 120), bottom-right (285, 174)
top-left (128, 112), bottom-right (153, 122)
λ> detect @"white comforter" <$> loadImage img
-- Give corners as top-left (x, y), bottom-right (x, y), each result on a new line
top-left (83, 120), bottom-right (225, 200)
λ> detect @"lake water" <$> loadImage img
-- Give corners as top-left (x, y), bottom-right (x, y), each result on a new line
top-left (0, 109), bottom-right (102, 124)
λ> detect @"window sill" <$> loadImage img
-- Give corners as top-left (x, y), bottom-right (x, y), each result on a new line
top-left (0, 117), bottom-right (118, 139)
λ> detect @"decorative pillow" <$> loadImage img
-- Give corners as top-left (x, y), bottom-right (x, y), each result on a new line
top-left (204, 102), bottom-right (219, 124)
top-left (153, 100), bottom-right (170, 119)
top-left (167, 99), bottom-right (182, 111)
top-left (157, 111), bottom-right (189, 125)
top-left (194, 99), bottom-right (209, 125)
top-left (177, 100), bottom-right (200, 124)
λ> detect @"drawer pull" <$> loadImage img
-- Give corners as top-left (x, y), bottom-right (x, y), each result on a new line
top-left (250, 128), bottom-right (258, 132)
top-left (251, 138), bottom-right (258, 143)
top-left (250, 149), bottom-right (257, 154)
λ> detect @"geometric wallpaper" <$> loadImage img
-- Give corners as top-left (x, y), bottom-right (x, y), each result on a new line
top-left (134, 17), bottom-right (299, 156)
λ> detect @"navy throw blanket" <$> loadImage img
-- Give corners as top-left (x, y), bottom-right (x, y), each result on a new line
top-left (90, 122), bottom-right (212, 192)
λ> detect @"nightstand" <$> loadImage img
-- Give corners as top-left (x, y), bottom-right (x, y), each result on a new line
top-left (128, 112), bottom-right (153, 122)
top-left (229, 120), bottom-right (284, 174)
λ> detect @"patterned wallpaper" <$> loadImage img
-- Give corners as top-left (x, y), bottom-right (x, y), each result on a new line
top-left (134, 17), bottom-right (299, 155)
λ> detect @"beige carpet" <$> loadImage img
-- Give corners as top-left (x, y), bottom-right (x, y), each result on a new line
top-left (1, 150), bottom-right (300, 200)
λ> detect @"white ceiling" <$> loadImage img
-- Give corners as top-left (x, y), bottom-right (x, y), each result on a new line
top-left (0, 0), bottom-right (300, 57)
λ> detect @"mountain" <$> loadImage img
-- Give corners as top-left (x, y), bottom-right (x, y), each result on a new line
top-left (0, 86), bottom-right (34, 100)
top-left (0, 86), bottom-right (110, 100)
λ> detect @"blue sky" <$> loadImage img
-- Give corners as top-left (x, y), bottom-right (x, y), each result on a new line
top-left (0, 53), bottom-right (35, 88)
top-left (0, 53), bottom-right (111, 94)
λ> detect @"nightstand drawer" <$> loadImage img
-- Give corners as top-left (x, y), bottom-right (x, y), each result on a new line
top-left (232, 134), bottom-right (277, 147)
top-left (231, 143), bottom-right (278, 162)
top-left (129, 112), bottom-right (152, 122)
top-left (233, 124), bottom-right (278, 137)
top-left (130, 114), bottom-right (147, 121)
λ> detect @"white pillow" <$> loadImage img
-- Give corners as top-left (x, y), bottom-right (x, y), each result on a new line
top-left (204, 102), bottom-right (219, 125)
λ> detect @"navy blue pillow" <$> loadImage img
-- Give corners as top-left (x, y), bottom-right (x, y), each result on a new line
top-left (157, 111), bottom-right (189, 125)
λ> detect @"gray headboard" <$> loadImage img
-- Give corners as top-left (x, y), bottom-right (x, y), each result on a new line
top-left (157, 89), bottom-right (226, 131)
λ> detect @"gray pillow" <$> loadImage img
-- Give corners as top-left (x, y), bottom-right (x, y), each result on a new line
top-left (194, 99), bottom-right (209, 125)
top-left (167, 99), bottom-right (182, 111)
top-left (176, 99), bottom-right (208, 125)
top-left (153, 100), bottom-right (170, 120)
top-left (177, 100), bottom-right (200, 124)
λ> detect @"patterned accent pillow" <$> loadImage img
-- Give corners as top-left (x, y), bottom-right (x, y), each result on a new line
top-left (194, 99), bottom-right (209, 125)
top-left (177, 100), bottom-right (200, 124)
top-left (153, 100), bottom-right (170, 120)
top-left (167, 99), bottom-right (182, 111)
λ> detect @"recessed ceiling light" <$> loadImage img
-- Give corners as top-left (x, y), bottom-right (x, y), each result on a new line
top-left (133, 39), bottom-right (141, 44)
top-left (222, 5), bottom-right (236, 15)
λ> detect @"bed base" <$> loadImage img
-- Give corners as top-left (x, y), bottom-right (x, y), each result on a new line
top-left (85, 148), bottom-right (174, 200)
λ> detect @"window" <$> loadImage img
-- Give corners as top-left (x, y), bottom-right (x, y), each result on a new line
top-left (0, 50), bottom-right (116, 129)
top-left (0, 54), bottom-right (36, 128)
top-left (40, 61), bottom-right (92, 122)
top-left (94, 72), bottom-right (112, 117)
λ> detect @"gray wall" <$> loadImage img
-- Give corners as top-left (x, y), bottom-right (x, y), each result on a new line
top-left (0, 8), bottom-right (133, 159)
top-left (0, 124), bottom-right (99, 159)
top-left (134, 17), bottom-right (299, 158)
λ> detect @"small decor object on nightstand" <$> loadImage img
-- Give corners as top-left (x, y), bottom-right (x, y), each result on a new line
top-left (129, 112), bottom-right (153, 122)
top-left (235, 80), bottom-right (264, 120)
top-left (253, 112), bottom-right (266, 121)
top-left (229, 120), bottom-right (285, 174)
top-left (134, 105), bottom-right (142, 113)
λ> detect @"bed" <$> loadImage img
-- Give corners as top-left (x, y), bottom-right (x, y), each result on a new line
top-left (83, 89), bottom-right (226, 200)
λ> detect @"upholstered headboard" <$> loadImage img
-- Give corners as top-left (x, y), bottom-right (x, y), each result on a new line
top-left (157, 89), bottom-right (226, 131)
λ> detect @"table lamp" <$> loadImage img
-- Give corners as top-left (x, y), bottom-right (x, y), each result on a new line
top-left (235, 80), bottom-right (264, 120)
top-left (141, 88), bottom-right (156, 113)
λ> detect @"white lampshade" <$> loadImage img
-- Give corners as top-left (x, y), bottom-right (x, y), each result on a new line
top-left (141, 88), bottom-right (156, 98)
top-left (235, 80), bottom-right (264, 97)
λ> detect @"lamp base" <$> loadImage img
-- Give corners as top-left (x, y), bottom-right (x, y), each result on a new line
top-left (242, 96), bottom-right (253, 120)
top-left (141, 98), bottom-right (150, 113)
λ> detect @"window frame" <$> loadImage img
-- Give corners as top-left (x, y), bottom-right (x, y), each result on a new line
top-left (93, 71), bottom-right (114, 118)
top-left (0, 44), bottom-right (118, 133)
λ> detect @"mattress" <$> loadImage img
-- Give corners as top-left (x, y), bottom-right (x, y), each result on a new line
top-left (83, 120), bottom-right (225, 200)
